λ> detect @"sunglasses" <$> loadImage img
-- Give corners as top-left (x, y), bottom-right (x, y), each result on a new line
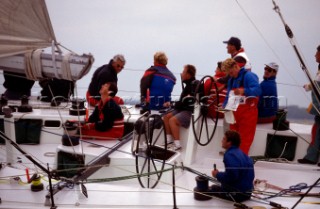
top-left (264, 67), bottom-right (275, 73)
top-left (116, 64), bottom-right (124, 69)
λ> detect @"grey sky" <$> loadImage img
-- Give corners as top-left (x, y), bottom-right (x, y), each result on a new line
top-left (45, 0), bottom-right (320, 107)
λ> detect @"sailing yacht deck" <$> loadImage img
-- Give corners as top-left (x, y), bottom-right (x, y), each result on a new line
top-left (1, 147), bottom-right (319, 209)
top-left (0, 104), bottom-right (318, 209)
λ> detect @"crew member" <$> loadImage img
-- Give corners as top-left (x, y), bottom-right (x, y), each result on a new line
top-left (298, 45), bottom-right (320, 166)
top-left (223, 36), bottom-right (251, 70)
top-left (3, 72), bottom-right (35, 100)
top-left (81, 82), bottom-right (124, 139)
top-left (87, 54), bottom-right (126, 106)
top-left (204, 61), bottom-right (227, 118)
top-left (163, 64), bottom-right (197, 151)
top-left (222, 58), bottom-right (261, 154)
top-left (210, 130), bottom-right (255, 202)
top-left (258, 62), bottom-right (279, 123)
top-left (140, 51), bottom-right (176, 110)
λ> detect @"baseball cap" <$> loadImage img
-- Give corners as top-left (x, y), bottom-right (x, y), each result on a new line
top-left (223, 37), bottom-right (241, 50)
top-left (265, 62), bottom-right (279, 71)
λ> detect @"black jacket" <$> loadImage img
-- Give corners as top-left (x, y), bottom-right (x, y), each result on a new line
top-left (88, 98), bottom-right (124, 131)
top-left (174, 78), bottom-right (197, 112)
top-left (88, 60), bottom-right (118, 99)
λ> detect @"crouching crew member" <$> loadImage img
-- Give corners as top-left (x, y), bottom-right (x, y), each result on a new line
top-left (222, 58), bottom-right (261, 155)
top-left (81, 82), bottom-right (124, 139)
top-left (210, 130), bottom-right (254, 202)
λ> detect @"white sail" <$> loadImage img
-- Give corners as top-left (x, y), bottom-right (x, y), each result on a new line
top-left (0, 0), bottom-right (56, 58)
top-left (0, 0), bottom-right (94, 81)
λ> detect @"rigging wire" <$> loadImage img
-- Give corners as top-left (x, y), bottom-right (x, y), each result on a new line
top-left (269, 1), bottom-right (320, 208)
top-left (1, 130), bottom-right (317, 208)
top-left (0, 130), bottom-right (279, 208)
top-left (0, 2), bottom-right (318, 207)
top-left (271, 0), bottom-right (320, 115)
top-left (0, 59), bottom-right (312, 107)
top-left (56, 43), bottom-right (77, 55)
top-left (234, 0), bottom-right (312, 106)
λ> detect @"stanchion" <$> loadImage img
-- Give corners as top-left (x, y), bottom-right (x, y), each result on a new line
top-left (172, 164), bottom-right (178, 209)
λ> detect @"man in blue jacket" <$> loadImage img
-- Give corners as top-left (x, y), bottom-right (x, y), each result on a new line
top-left (258, 62), bottom-right (279, 123)
top-left (210, 130), bottom-right (255, 202)
top-left (140, 51), bottom-right (176, 110)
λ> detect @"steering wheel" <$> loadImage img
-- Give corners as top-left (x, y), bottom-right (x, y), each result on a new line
top-left (191, 75), bottom-right (219, 146)
top-left (134, 114), bottom-right (168, 188)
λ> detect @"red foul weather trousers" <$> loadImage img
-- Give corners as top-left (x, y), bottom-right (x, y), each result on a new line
top-left (229, 99), bottom-right (258, 155)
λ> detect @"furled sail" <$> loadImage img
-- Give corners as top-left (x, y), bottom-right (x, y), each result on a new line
top-left (0, 0), bottom-right (94, 81)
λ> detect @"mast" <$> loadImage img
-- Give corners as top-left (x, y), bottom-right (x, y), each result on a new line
top-left (272, 0), bottom-right (320, 107)
top-left (272, 2), bottom-right (320, 208)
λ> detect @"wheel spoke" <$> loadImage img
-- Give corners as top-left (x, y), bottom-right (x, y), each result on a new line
top-left (135, 114), bottom-right (167, 188)
top-left (196, 115), bottom-right (204, 141)
top-left (152, 127), bottom-right (164, 146)
top-left (192, 110), bottom-right (202, 123)
top-left (140, 157), bottom-right (148, 175)
top-left (191, 75), bottom-right (219, 146)
top-left (204, 117), bottom-right (209, 143)
top-left (150, 158), bottom-right (160, 179)
top-left (147, 157), bottom-right (151, 188)
top-left (147, 122), bottom-right (153, 145)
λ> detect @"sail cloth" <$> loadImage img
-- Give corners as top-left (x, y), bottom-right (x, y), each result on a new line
top-left (0, 0), bottom-right (94, 81)
top-left (0, 0), bottom-right (56, 58)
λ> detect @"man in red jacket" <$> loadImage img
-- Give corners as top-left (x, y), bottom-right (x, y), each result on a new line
top-left (223, 36), bottom-right (251, 71)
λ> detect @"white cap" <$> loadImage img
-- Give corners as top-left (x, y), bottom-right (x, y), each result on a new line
top-left (265, 62), bottom-right (279, 71)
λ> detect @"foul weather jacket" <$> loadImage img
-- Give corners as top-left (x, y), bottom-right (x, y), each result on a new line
top-left (87, 60), bottom-right (118, 102)
top-left (216, 146), bottom-right (254, 196)
top-left (140, 65), bottom-right (176, 110)
top-left (174, 77), bottom-right (197, 112)
top-left (258, 76), bottom-right (278, 119)
top-left (223, 68), bottom-right (261, 154)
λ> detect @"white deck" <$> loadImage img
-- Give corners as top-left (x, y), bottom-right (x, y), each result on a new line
top-left (0, 104), bottom-right (319, 209)
top-left (1, 151), bottom-right (319, 209)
